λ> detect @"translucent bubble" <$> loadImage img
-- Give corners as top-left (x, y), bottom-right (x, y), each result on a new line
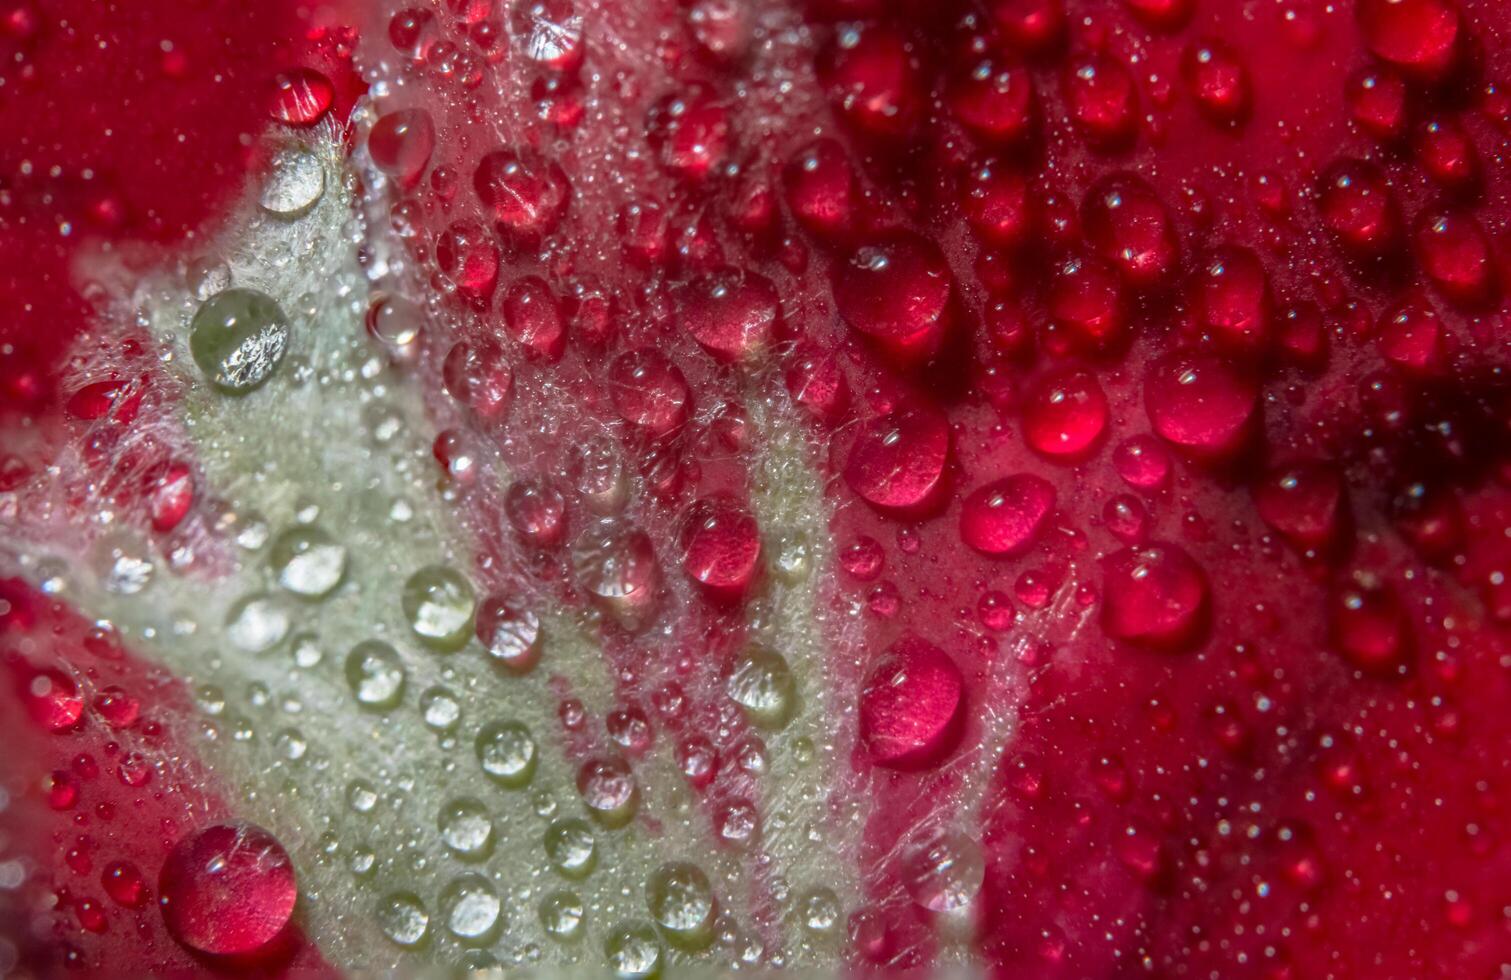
top-left (402, 565), bottom-right (476, 652)
top-left (476, 720), bottom-right (537, 787)
top-left (224, 593), bottom-right (291, 652)
top-left (347, 779), bottom-right (378, 814)
top-left (259, 143), bottom-right (326, 218)
top-left (798, 887), bottom-right (841, 934)
top-left (344, 640), bottom-right (407, 711)
top-left (901, 829), bottom-right (985, 912)
top-left (269, 526), bottom-right (346, 599)
top-left (290, 632), bottom-right (324, 668)
top-left (420, 686), bottom-right (462, 732)
top-left (439, 874), bottom-right (502, 944)
top-left (543, 818), bottom-right (597, 879)
top-left (604, 921), bottom-right (663, 979)
top-left (726, 646), bottom-right (796, 729)
top-left (540, 890), bottom-right (585, 942)
top-left (577, 757), bottom-right (637, 828)
top-left (439, 798), bottom-right (495, 860)
top-left (377, 891), bottom-right (429, 947)
top-left (190, 288), bottom-right (290, 395)
top-left (647, 862), bottom-right (715, 949)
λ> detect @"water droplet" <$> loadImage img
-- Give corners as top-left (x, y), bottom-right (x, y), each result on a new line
top-left (858, 636), bottom-right (965, 770)
top-left (843, 401), bottom-right (950, 514)
top-left (474, 598), bottom-right (542, 673)
top-left (544, 817), bottom-right (597, 878)
top-left (726, 646), bottom-right (796, 728)
top-left (578, 757), bottom-right (637, 828)
top-left (541, 890), bottom-right (586, 941)
top-left (959, 474), bottom-right (1056, 557)
top-left (189, 289), bottom-right (290, 395)
top-left (224, 593), bottom-right (291, 653)
top-left (368, 109), bottom-right (436, 187)
top-left (833, 233), bottom-right (953, 367)
top-left (647, 862), bottom-right (715, 949)
top-left (439, 874), bottom-right (502, 944)
top-left (604, 921), bottom-right (664, 978)
top-left (158, 823), bottom-right (296, 956)
top-left (344, 640), bottom-right (408, 711)
top-left (269, 526), bottom-right (346, 600)
top-left (1100, 543), bottom-right (1210, 649)
top-left (402, 565), bottom-right (476, 652)
top-left (259, 144), bottom-right (325, 217)
top-left (377, 891), bottom-right (430, 948)
top-left (439, 798), bottom-right (495, 860)
top-left (902, 829), bottom-right (984, 912)
top-left (476, 720), bottom-right (537, 787)
top-left (799, 887), bottom-right (841, 934)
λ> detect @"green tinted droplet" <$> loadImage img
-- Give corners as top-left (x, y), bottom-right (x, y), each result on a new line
top-left (647, 862), bottom-right (716, 950)
top-left (402, 565), bottom-right (476, 652)
top-left (476, 720), bottom-right (537, 787)
top-left (544, 818), bottom-right (597, 879)
top-left (726, 646), bottom-right (797, 729)
top-left (269, 525), bottom-right (347, 599)
top-left (345, 640), bottom-right (407, 711)
top-left (190, 288), bottom-right (290, 394)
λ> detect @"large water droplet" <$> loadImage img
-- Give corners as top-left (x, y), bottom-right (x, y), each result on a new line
top-left (158, 823), bottom-right (296, 956)
top-left (189, 289), bottom-right (290, 395)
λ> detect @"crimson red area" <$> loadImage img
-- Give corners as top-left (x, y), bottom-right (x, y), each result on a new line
top-left (3, 0), bottom-right (1511, 976)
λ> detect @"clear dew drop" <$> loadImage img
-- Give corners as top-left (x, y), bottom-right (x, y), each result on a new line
top-left (224, 593), bottom-right (290, 652)
top-left (726, 646), bottom-right (797, 729)
top-left (344, 640), bottom-right (407, 711)
top-left (402, 565), bottom-right (476, 652)
top-left (476, 720), bottom-right (537, 787)
top-left (647, 862), bottom-right (716, 948)
top-left (798, 887), bottom-right (841, 934)
top-left (269, 525), bottom-right (346, 599)
top-left (540, 890), bottom-right (586, 942)
top-left (438, 874), bottom-right (503, 945)
top-left (604, 921), bottom-right (664, 979)
top-left (259, 143), bottom-right (325, 217)
top-left (377, 891), bottom-right (430, 948)
top-left (347, 779), bottom-right (378, 814)
top-left (420, 686), bottom-right (462, 732)
top-left (290, 631), bottom-right (323, 668)
top-left (438, 798), bottom-right (495, 860)
top-left (901, 829), bottom-right (985, 912)
top-left (190, 288), bottom-right (290, 395)
top-left (544, 817), bottom-right (597, 879)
